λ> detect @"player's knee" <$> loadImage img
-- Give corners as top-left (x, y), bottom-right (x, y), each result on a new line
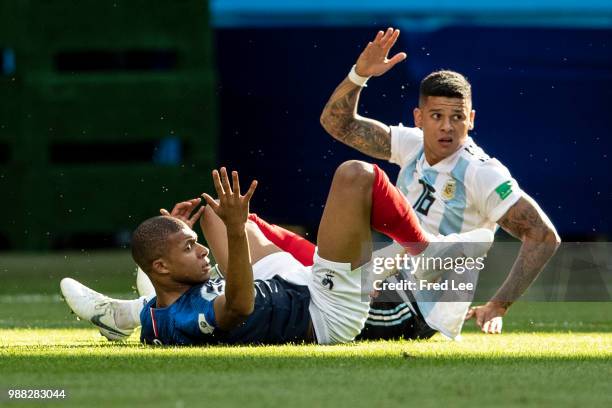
top-left (200, 202), bottom-right (220, 231)
top-left (333, 160), bottom-right (375, 190)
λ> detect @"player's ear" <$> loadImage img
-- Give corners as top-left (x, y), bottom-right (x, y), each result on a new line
top-left (469, 109), bottom-right (476, 130)
top-left (151, 258), bottom-right (170, 276)
top-left (413, 107), bottom-right (423, 128)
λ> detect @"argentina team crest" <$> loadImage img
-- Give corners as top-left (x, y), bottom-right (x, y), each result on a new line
top-left (442, 179), bottom-right (456, 200)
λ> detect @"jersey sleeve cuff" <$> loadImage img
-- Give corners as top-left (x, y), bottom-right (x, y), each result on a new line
top-left (488, 191), bottom-right (522, 223)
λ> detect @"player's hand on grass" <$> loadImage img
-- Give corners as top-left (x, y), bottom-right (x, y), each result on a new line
top-left (355, 27), bottom-right (407, 77)
top-left (465, 302), bottom-right (507, 334)
top-left (202, 167), bottom-right (257, 231)
top-left (160, 198), bottom-right (205, 229)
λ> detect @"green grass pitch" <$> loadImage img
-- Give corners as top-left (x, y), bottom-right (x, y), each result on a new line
top-left (1, 251), bottom-right (611, 407)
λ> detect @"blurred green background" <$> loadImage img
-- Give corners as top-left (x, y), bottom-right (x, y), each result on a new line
top-left (0, 0), bottom-right (217, 250)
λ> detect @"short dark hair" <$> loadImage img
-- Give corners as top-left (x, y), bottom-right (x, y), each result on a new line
top-left (419, 70), bottom-right (472, 106)
top-left (131, 216), bottom-right (184, 273)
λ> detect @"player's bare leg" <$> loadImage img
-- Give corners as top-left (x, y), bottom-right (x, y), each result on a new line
top-left (200, 204), bottom-right (282, 273)
top-left (317, 160), bottom-right (429, 269)
top-left (306, 160), bottom-right (431, 344)
top-left (248, 213), bottom-right (316, 266)
top-left (316, 161), bottom-right (375, 269)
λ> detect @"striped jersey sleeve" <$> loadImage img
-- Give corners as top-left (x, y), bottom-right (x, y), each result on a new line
top-left (473, 158), bottom-right (523, 222)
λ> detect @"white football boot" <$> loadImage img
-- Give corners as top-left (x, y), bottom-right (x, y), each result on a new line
top-left (60, 278), bottom-right (134, 341)
top-left (136, 267), bottom-right (156, 298)
top-left (414, 228), bottom-right (495, 282)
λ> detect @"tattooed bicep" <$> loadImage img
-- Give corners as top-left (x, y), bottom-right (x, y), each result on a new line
top-left (342, 117), bottom-right (392, 159)
top-left (498, 196), bottom-right (553, 240)
top-left (321, 81), bottom-right (392, 160)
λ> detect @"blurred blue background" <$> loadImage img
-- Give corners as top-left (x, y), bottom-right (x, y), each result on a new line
top-left (212, 0), bottom-right (612, 240)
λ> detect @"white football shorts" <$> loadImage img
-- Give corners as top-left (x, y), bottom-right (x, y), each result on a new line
top-left (251, 250), bottom-right (370, 345)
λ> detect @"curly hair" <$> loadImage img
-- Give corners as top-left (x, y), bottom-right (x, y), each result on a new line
top-left (131, 216), bottom-right (184, 273)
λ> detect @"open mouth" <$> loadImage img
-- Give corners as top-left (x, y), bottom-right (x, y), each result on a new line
top-left (438, 137), bottom-right (453, 146)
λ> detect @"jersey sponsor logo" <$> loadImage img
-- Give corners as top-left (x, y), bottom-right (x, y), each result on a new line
top-left (321, 273), bottom-right (334, 290)
top-left (495, 181), bottom-right (513, 200)
top-left (441, 179), bottom-right (456, 200)
top-left (198, 313), bottom-right (214, 334)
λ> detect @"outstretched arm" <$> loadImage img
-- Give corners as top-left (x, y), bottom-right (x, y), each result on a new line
top-left (466, 195), bottom-right (561, 333)
top-left (320, 28), bottom-right (406, 160)
top-left (203, 168), bottom-right (258, 331)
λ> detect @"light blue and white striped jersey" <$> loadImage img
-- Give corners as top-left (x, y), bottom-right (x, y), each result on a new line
top-left (386, 125), bottom-right (523, 339)
top-left (390, 125), bottom-right (522, 235)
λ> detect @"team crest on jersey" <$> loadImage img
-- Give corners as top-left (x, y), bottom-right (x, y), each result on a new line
top-left (198, 313), bottom-right (214, 334)
top-left (442, 179), bottom-right (456, 200)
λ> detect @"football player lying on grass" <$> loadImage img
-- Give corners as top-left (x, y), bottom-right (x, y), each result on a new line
top-left (61, 162), bottom-right (493, 345)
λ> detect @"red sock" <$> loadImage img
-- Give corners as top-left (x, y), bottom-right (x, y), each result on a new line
top-left (370, 165), bottom-right (429, 255)
top-left (248, 213), bottom-right (315, 266)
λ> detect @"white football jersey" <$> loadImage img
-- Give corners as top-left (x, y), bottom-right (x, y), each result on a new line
top-left (389, 125), bottom-right (522, 234)
top-left (387, 124), bottom-right (523, 339)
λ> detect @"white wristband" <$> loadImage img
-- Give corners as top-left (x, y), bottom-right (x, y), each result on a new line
top-left (348, 65), bottom-right (370, 87)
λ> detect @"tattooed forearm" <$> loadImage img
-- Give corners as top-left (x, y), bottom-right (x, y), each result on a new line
top-left (493, 196), bottom-right (561, 307)
top-left (320, 78), bottom-right (391, 160)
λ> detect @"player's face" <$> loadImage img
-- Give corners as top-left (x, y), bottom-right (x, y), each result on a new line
top-left (414, 96), bottom-right (475, 165)
top-left (163, 227), bottom-right (212, 285)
